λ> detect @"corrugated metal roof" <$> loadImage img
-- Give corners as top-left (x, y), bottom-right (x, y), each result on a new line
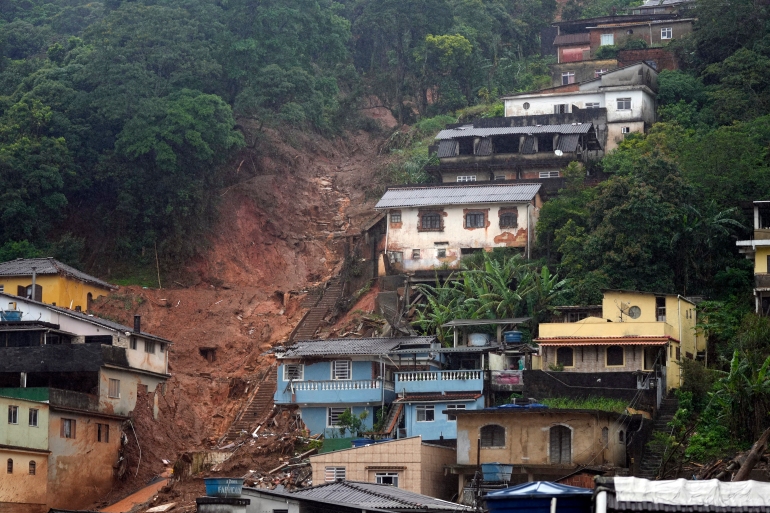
top-left (520, 136), bottom-right (536, 154)
top-left (553, 33), bottom-right (591, 45)
top-left (0, 257), bottom-right (116, 289)
top-left (557, 134), bottom-right (580, 152)
top-left (437, 139), bottom-right (458, 158)
top-left (277, 337), bottom-right (435, 358)
top-left (476, 137), bottom-right (493, 156)
top-left (435, 123), bottom-right (593, 140)
top-left (375, 183), bottom-right (541, 209)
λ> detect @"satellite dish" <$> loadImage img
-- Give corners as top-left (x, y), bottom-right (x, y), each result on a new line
top-left (554, 149), bottom-right (563, 156)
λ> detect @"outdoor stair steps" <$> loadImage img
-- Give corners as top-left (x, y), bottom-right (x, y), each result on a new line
top-left (291, 278), bottom-right (344, 341)
top-left (636, 395), bottom-right (679, 479)
top-left (221, 365), bottom-right (278, 445)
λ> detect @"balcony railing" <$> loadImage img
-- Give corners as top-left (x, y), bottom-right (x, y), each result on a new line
top-left (394, 370), bottom-right (484, 394)
top-left (757, 274), bottom-right (770, 289)
top-left (291, 379), bottom-right (394, 392)
top-left (395, 370), bottom-right (482, 382)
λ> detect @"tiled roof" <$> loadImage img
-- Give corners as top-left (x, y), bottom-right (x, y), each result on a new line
top-left (278, 337), bottom-right (435, 358)
top-left (0, 258), bottom-right (115, 289)
top-left (535, 336), bottom-right (677, 346)
top-left (434, 123), bottom-right (593, 140)
top-left (286, 481), bottom-right (472, 511)
top-left (396, 392), bottom-right (483, 402)
top-left (553, 33), bottom-right (591, 45)
top-left (375, 183), bottom-right (541, 209)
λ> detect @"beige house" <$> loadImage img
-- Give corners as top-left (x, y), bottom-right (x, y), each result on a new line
top-left (309, 436), bottom-right (457, 501)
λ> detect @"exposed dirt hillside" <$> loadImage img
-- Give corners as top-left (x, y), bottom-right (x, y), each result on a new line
top-left (89, 122), bottom-right (394, 508)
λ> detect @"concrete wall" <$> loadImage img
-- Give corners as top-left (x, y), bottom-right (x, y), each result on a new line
top-left (618, 48), bottom-right (679, 71)
top-left (309, 436), bottom-right (457, 501)
top-left (46, 409), bottom-right (122, 510)
top-left (549, 60), bottom-right (618, 87)
top-left (243, 491), bottom-right (301, 513)
top-left (755, 246), bottom-right (770, 273)
top-left (0, 396), bottom-right (49, 449)
top-left (541, 344), bottom-right (662, 373)
top-left (588, 20), bottom-right (693, 50)
top-left (455, 411), bottom-right (626, 467)
top-left (0, 446), bottom-right (48, 513)
top-left (0, 276), bottom-right (111, 311)
top-left (299, 405), bottom-right (375, 437)
top-left (385, 202), bottom-right (538, 272)
top-left (402, 397), bottom-right (485, 440)
top-left (98, 367), bottom-right (164, 417)
top-left (505, 92), bottom-right (605, 117)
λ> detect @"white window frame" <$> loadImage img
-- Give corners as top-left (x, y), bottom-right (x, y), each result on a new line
top-left (8, 405), bottom-right (18, 425)
top-left (62, 418), bottom-right (75, 439)
top-left (561, 71), bottom-right (575, 85)
top-left (621, 126), bottom-right (631, 134)
top-left (0, 285), bottom-right (4, 293)
top-left (594, 69), bottom-right (609, 78)
top-left (130, 338), bottom-right (137, 350)
top-left (375, 472), bottom-right (399, 487)
top-left (108, 378), bottom-right (121, 399)
top-left (144, 340), bottom-right (156, 354)
top-left (416, 405), bottom-right (435, 422)
top-left (585, 102), bottom-right (600, 109)
top-left (446, 404), bottom-right (466, 421)
top-left (600, 34), bottom-right (614, 46)
top-left (283, 364), bottom-right (304, 381)
top-left (388, 251), bottom-right (403, 264)
top-left (390, 212), bottom-right (401, 223)
top-left (617, 98), bottom-right (632, 110)
top-left (325, 467), bottom-right (346, 482)
top-left (539, 171), bottom-right (560, 178)
top-left (332, 360), bottom-right (351, 380)
top-left (456, 175), bottom-right (477, 182)
top-left (28, 408), bottom-right (38, 427)
top-left (327, 407), bottom-right (347, 427)
top-left (494, 174), bottom-right (506, 181)
top-left (661, 27), bottom-right (672, 39)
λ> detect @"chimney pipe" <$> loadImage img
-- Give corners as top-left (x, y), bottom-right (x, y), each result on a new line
top-left (134, 315), bottom-right (141, 333)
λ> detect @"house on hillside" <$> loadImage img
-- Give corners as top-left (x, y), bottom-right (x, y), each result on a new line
top-left (736, 201), bottom-right (770, 316)
top-left (629, 0), bottom-right (696, 16)
top-left (503, 63), bottom-right (659, 151)
top-left (374, 183), bottom-right (541, 273)
top-left (0, 257), bottom-right (116, 311)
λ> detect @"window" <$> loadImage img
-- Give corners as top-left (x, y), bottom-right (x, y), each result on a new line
top-left (325, 467), bottom-right (346, 482)
top-left (61, 418), bottom-right (76, 439)
top-left (145, 341), bottom-right (156, 354)
top-left (554, 104), bottom-right (569, 114)
top-left (388, 251), bottom-right (403, 263)
top-left (656, 297), bottom-right (666, 321)
top-left (566, 312), bottom-right (588, 323)
top-left (602, 427), bottom-right (609, 445)
top-left (108, 378), bottom-right (120, 399)
top-left (621, 126), bottom-right (631, 134)
top-left (594, 69), bottom-right (609, 78)
top-left (606, 346), bottom-right (625, 366)
top-left (539, 171), bottom-right (560, 178)
top-left (0, 285), bottom-right (3, 293)
top-left (465, 212), bottom-right (485, 229)
top-left (97, 423), bottom-right (110, 443)
top-left (29, 461), bottom-right (35, 475)
top-left (617, 98), bottom-right (631, 110)
top-left (8, 405), bottom-right (18, 424)
top-left (661, 27), bottom-right (672, 39)
top-left (130, 338), bottom-right (137, 350)
top-left (416, 405), bottom-right (435, 422)
top-left (499, 213), bottom-right (517, 229)
top-left (273, 510), bottom-right (289, 513)
top-left (550, 425), bottom-right (571, 464)
top-left (159, 343), bottom-right (165, 353)
top-left (480, 424), bottom-right (505, 447)
top-left (6, 459), bottom-right (12, 474)
top-left (437, 248), bottom-right (446, 258)
top-left (600, 34), bottom-right (614, 46)
top-left (390, 212), bottom-right (401, 223)
top-left (457, 175), bottom-right (477, 182)
top-left (644, 347), bottom-right (661, 370)
top-left (585, 102), bottom-right (601, 109)
top-left (619, 430), bottom-right (625, 443)
top-left (283, 364), bottom-right (304, 381)
top-left (556, 347), bottom-right (574, 367)
top-left (446, 404), bottom-right (466, 421)
top-left (327, 408), bottom-right (346, 427)
top-left (523, 102), bottom-right (530, 110)
top-left (561, 71), bottom-right (575, 85)
top-left (376, 472), bottom-right (399, 486)
top-left (332, 360), bottom-right (351, 380)
top-left (29, 408), bottom-right (38, 428)
top-left (411, 249), bottom-right (421, 260)
top-left (494, 174), bottom-right (506, 181)
top-left (420, 212), bottom-right (442, 230)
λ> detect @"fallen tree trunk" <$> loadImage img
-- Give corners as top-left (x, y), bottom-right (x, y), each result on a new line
top-left (732, 426), bottom-right (770, 481)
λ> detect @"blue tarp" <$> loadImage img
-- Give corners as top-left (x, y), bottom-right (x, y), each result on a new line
top-left (487, 481), bottom-right (593, 499)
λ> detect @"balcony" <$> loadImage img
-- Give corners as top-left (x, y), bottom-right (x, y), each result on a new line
top-left (756, 274), bottom-right (770, 289)
top-left (0, 387), bottom-right (102, 414)
top-left (275, 379), bottom-right (395, 405)
top-left (394, 370), bottom-right (484, 394)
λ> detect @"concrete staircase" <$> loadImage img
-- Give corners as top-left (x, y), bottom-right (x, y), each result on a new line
top-left (637, 395), bottom-right (679, 479)
top-left (220, 365), bottom-right (277, 445)
top-left (291, 278), bottom-right (344, 341)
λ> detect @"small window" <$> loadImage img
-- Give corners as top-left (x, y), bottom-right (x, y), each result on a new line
top-left (327, 407), bottom-right (346, 427)
top-left (600, 33), bottom-right (614, 46)
top-left (375, 472), bottom-right (399, 486)
top-left (554, 104), bottom-right (569, 114)
top-left (465, 212), bottom-right (485, 229)
top-left (390, 212), bottom-right (401, 223)
top-left (621, 126), bottom-right (631, 134)
top-left (500, 213), bottom-right (517, 229)
top-left (388, 251), bottom-right (403, 263)
top-left (607, 346), bottom-right (625, 366)
top-left (437, 248), bottom-right (446, 258)
top-left (332, 360), bottom-right (351, 380)
top-left (561, 71), bottom-right (575, 85)
top-left (539, 171), bottom-right (560, 178)
top-left (523, 102), bottom-right (530, 110)
top-left (283, 364), bottom-right (304, 381)
top-left (325, 467), bottom-right (346, 482)
top-left (556, 347), bottom-right (574, 367)
top-left (0, 285), bottom-right (4, 293)
top-left (619, 430), bottom-right (625, 443)
top-left (602, 426), bottom-right (609, 445)
top-left (617, 98), bottom-right (631, 110)
top-left (594, 69), bottom-right (609, 78)
top-left (457, 175), bottom-right (477, 182)
top-left (585, 102), bottom-right (601, 108)
top-left (8, 405), bottom-right (18, 424)
top-left (97, 423), bottom-right (110, 443)
top-left (7, 458), bottom-right (12, 474)
top-left (29, 408), bottom-right (38, 427)
top-left (446, 404), bottom-right (466, 421)
top-left (130, 338), bottom-right (137, 350)
top-left (144, 341), bottom-right (155, 354)
top-left (159, 343), bottom-right (165, 353)
top-left (29, 461), bottom-right (35, 475)
top-left (108, 378), bottom-right (120, 399)
top-left (661, 27), bottom-right (672, 39)
top-left (480, 424), bottom-right (505, 447)
top-left (656, 297), bottom-right (666, 321)
top-left (61, 418), bottom-right (76, 439)
top-left (416, 405), bottom-right (435, 422)
top-left (421, 212), bottom-right (442, 230)
top-left (411, 249), bottom-right (421, 260)
top-left (494, 174), bottom-right (506, 181)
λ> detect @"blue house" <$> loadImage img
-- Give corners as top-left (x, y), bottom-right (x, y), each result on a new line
top-left (274, 337), bottom-right (435, 436)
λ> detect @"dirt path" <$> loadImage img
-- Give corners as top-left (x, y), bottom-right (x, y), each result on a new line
top-left (100, 478), bottom-right (168, 513)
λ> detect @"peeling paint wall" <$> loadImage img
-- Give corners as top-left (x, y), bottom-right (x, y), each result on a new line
top-left (98, 367), bottom-right (165, 417)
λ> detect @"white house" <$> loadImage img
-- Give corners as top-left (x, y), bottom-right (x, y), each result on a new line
top-left (502, 62), bottom-right (658, 151)
top-left (374, 183), bottom-right (541, 272)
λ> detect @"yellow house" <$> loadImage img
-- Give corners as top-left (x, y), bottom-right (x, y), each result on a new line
top-left (736, 201), bottom-right (770, 315)
top-left (0, 257), bottom-right (115, 311)
top-left (535, 290), bottom-right (699, 390)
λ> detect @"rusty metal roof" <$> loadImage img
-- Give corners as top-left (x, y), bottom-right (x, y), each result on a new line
top-left (553, 33), bottom-right (591, 45)
top-left (0, 257), bottom-right (116, 289)
top-left (375, 183), bottom-right (541, 209)
top-left (436, 123), bottom-right (593, 140)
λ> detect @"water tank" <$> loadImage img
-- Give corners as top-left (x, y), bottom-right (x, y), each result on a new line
top-left (468, 333), bottom-right (489, 346)
top-left (1, 310), bottom-right (22, 322)
top-left (486, 481), bottom-right (593, 513)
top-left (504, 330), bottom-right (523, 343)
top-left (203, 477), bottom-right (244, 498)
top-left (352, 438), bottom-right (376, 448)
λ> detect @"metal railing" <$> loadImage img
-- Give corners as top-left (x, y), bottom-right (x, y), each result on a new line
top-left (292, 379), bottom-right (394, 392)
top-left (395, 370), bottom-right (482, 382)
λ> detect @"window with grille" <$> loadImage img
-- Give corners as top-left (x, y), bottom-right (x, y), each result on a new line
top-left (421, 213), bottom-right (442, 230)
top-left (411, 249), bottom-right (421, 260)
top-left (556, 347), bottom-right (574, 367)
top-left (332, 360), bottom-right (351, 380)
top-left (661, 27), bottom-right (672, 39)
top-left (7, 458), bottom-right (12, 474)
top-left (108, 378), bottom-right (120, 398)
top-left (457, 175), bottom-right (477, 182)
top-left (446, 404), bottom-right (466, 421)
top-left (325, 467), bottom-right (346, 481)
top-left (61, 418), bottom-right (76, 439)
top-left (600, 34), bottom-right (614, 46)
top-left (500, 213), bottom-right (517, 229)
top-left (465, 212), bottom-right (485, 228)
top-left (550, 425), bottom-right (571, 463)
top-left (29, 408), bottom-right (38, 427)
top-left (539, 171), bottom-right (560, 178)
top-left (327, 408), bottom-right (346, 427)
top-left (376, 472), bottom-right (399, 486)
top-left (97, 423), bottom-right (110, 443)
top-left (585, 102), bottom-right (601, 109)
top-left (8, 405), bottom-right (18, 424)
top-left (480, 425), bottom-right (505, 447)
top-left (616, 98), bottom-right (631, 110)
top-left (29, 461), bottom-right (35, 475)
top-left (437, 248), bottom-right (446, 258)
top-left (606, 346), bottom-right (624, 366)
top-left (390, 212), bottom-right (401, 223)
top-left (389, 251), bottom-right (403, 263)
top-left (145, 341), bottom-right (156, 354)
top-left (284, 364), bottom-right (304, 381)
top-left (494, 174), bottom-right (506, 181)
top-left (416, 405), bottom-right (434, 422)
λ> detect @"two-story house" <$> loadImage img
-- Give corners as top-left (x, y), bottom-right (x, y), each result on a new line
top-left (374, 183), bottom-right (541, 273)
top-left (0, 257), bottom-right (116, 311)
top-left (736, 201), bottom-right (770, 315)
